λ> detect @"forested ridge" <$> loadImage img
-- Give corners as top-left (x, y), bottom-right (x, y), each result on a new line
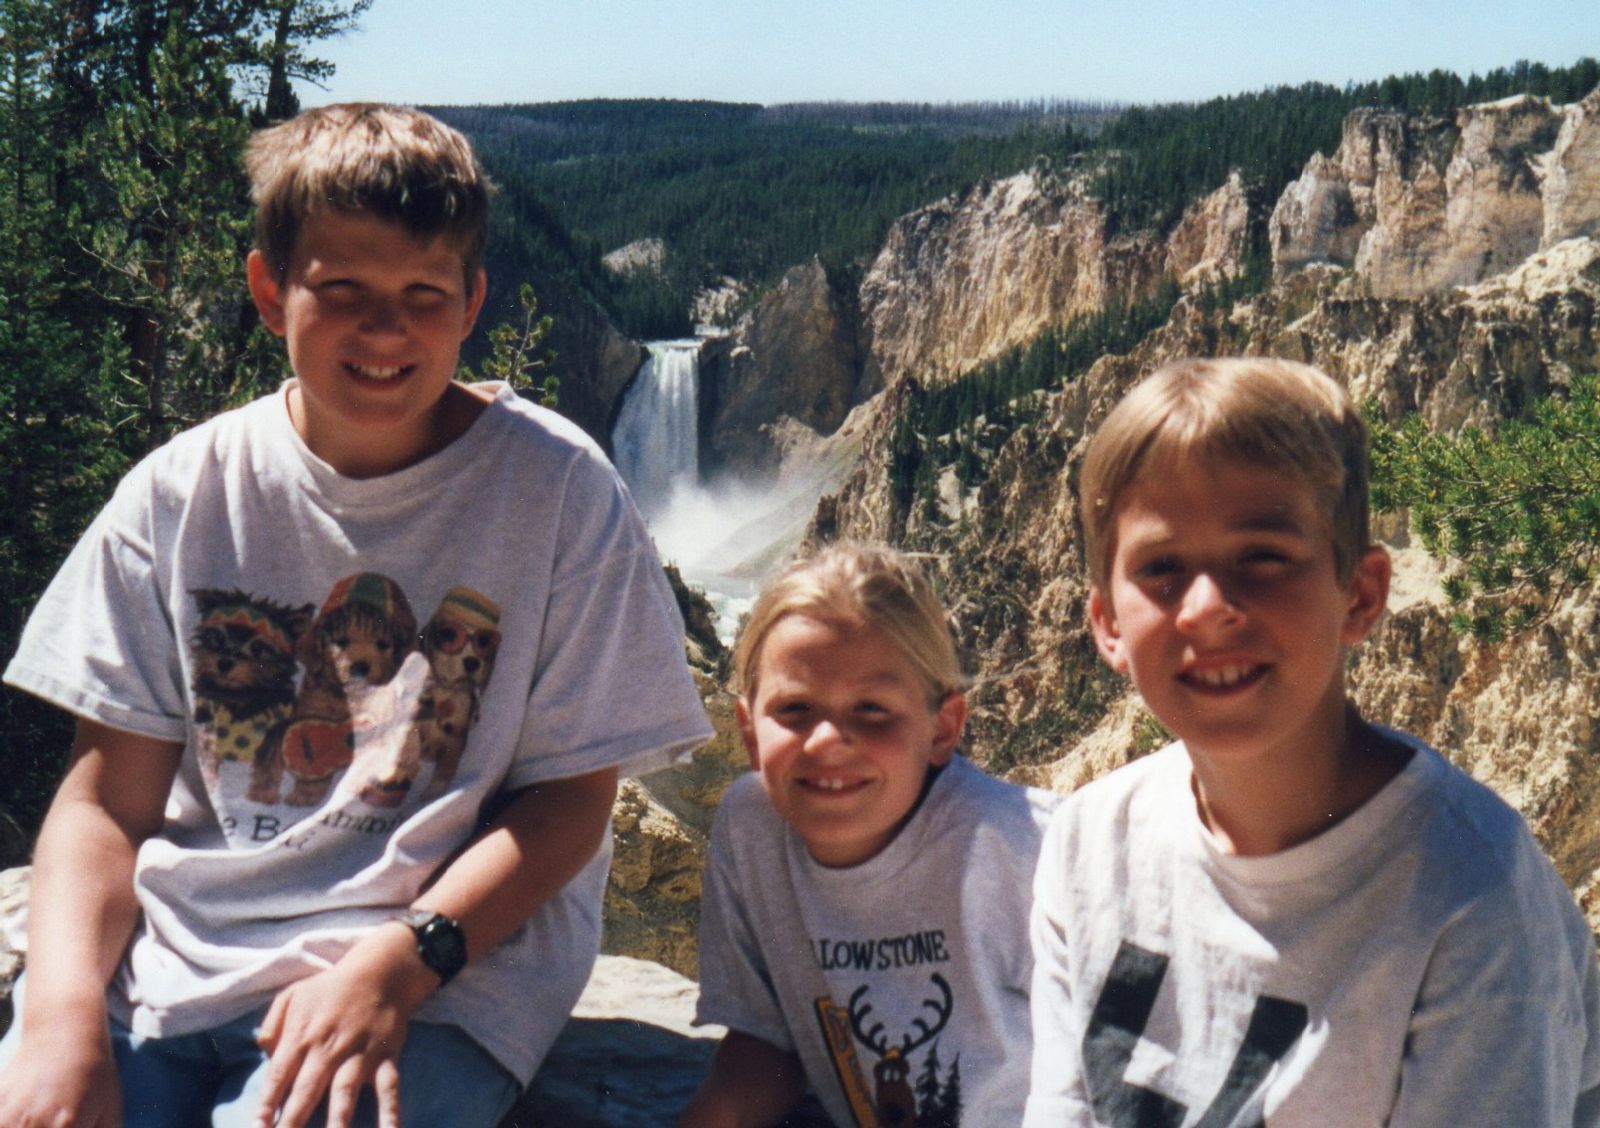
top-left (437, 56), bottom-right (1600, 338)
top-left (435, 99), bottom-right (1106, 339)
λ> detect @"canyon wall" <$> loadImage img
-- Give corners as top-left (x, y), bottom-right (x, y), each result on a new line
top-left (1271, 88), bottom-right (1600, 296)
top-left (697, 258), bottom-right (868, 475)
top-left (525, 266), bottom-right (644, 447)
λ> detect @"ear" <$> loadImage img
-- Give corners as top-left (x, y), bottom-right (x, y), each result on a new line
top-left (460, 267), bottom-right (488, 341)
top-left (1087, 585), bottom-right (1130, 674)
top-left (247, 250), bottom-right (288, 337)
top-left (1340, 545), bottom-right (1392, 646)
top-left (736, 696), bottom-right (760, 772)
top-left (930, 691), bottom-right (967, 767)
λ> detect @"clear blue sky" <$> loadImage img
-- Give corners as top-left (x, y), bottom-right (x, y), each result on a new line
top-left (296, 0), bottom-right (1600, 109)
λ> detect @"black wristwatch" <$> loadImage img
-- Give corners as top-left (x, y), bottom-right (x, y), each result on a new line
top-left (400, 909), bottom-right (468, 986)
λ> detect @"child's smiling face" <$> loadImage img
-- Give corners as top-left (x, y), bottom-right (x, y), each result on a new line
top-left (247, 209), bottom-right (486, 478)
top-left (738, 613), bottom-right (966, 868)
top-left (1088, 457), bottom-right (1389, 773)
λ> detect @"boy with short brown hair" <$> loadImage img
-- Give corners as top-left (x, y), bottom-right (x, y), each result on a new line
top-left (1025, 357), bottom-right (1600, 1126)
top-left (0, 103), bottom-right (711, 1128)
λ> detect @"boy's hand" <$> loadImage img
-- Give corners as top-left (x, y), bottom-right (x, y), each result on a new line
top-left (252, 767), bottom-right (617, 1128)
top-left (254, 922), bottom-right (432, 1128)
top-left (0, 1019), bottom-right (122, 1128)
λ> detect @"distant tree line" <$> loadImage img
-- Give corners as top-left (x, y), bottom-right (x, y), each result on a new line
top-left (433, 100), bottom-right (1094, 337)
top-left (759, 98), bottom-right (1122, 135)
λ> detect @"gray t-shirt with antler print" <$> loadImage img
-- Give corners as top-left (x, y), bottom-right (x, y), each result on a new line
top-left (696, 756), bottom-right (1058, 1127)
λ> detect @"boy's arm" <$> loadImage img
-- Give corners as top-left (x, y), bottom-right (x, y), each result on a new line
top-left (677, 1030), bottom-right (807, 1128)
top-left (253, 765), bottom-right (618, 1128)
top-left (0, 718), bottom-right (182, 1128)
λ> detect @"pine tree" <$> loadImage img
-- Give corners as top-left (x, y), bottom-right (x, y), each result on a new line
top-left (913, 1040), bottom-right (943, 1124)
top-left (929, 1054), bottom-right (962, 1127)
top-left (1369, 374), bottom-right (1600, 639)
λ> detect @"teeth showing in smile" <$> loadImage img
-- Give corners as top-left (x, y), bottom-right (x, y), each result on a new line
top-left (350, 363), bottom-right (403, 380)
top-left (1190, 664), bottom-right (1259, 687)
top-left (807, 777), bottom-right (855, 792)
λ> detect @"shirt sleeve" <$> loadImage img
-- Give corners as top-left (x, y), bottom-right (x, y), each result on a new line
top-left (1391, 859), bottom-right (1600, 1128)
top-left (505, 448), bottom-right (712, 786)
top-left (1022, 806), bottom-right (1097, 1126)
top-left (692, 796), bottom-right (796, 1052)
top-left (3, 459), bottom-right (188, 741)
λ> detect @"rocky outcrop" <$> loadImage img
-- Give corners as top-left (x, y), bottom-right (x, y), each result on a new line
top-left (603, 685), bottom-right (749, 979)
top-left (602, 237), bottom-right (666, 277)
top-left (1165, 171), bottom-right (1254, 286)
top-left (859, 170), bottom-right (1163, 389)
top-left (1270, 93), bottom-right (1598, 297)
top-left (691, 276), bottom-right (747, 330)
top-left (857, 167), bottom-right (1260, 396)
top-left (1543, 87), bottom-right (1600, 248)
top-left (697, 258), bottom-right (869, 475)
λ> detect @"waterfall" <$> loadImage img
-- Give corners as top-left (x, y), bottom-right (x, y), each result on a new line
top-left (611, 338), bottom-right (858, 640)
top-left (611, 340), bottom-right (702, 519)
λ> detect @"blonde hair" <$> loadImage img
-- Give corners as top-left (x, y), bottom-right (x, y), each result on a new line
top-left (1080, 357), bottom-right (1371, 587)
top-left (246, 103), bottom-right (492, 282)
top-left (732, 543), bottom-right (963, 705)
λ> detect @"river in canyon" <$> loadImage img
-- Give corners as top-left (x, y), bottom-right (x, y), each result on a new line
top-left (611, 339), bottom-right (847, 641)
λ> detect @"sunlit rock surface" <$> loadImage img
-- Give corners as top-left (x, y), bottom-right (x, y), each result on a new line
top-left (1271, 91), bottom-right (1600, 298)
top-left (698, 258), bottom-right (869, 476)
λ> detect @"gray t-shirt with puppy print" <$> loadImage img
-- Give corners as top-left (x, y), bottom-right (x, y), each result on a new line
top-left (4, 381), bottom-right (713, 1082)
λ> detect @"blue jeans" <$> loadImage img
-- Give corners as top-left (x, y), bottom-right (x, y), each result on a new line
top-left (1, 988), bottom-right (521, 1127)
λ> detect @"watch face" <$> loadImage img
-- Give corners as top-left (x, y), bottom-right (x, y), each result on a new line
top-left (417, 914), bottom-right (468, 979)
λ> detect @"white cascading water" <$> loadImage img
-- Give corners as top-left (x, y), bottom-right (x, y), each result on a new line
top-left (611, 340), bottom-right (701, 519)
top-left (613, 339), bottom-right (855, 639)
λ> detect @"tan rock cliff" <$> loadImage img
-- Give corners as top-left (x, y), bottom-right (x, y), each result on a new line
top-left (697, 258), bottom-right (869, 475)
top-left (1543, 87), bottom-right (1600, 248)
top-left (1271, 93), bottom-right (1599, 297)
top-left (859, 170), bottom-right (1159, 389)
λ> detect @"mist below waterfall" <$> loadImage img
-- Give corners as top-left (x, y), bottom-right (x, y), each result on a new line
top-left (612, 340), bottom-right (851, 639)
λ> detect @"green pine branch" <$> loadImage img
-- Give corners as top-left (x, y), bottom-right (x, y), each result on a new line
top-left (1369, 374), bottom-right (1600, 639)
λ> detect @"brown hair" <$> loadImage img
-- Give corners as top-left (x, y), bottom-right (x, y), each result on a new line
top-left (246, 103), bottom-right (492, 282)
top-left (1080, 357), bottom-right (1371, 587)
top-left (732, 543), bottom-right (963, 705)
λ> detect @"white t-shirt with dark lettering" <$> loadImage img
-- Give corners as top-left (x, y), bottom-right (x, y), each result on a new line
top-left (4, 382), bottom-right (713, 1084)
top-left (1024, 738), bottom-right (1600, 1128)
top-left (695, 756), bottom-right (1058, 1127)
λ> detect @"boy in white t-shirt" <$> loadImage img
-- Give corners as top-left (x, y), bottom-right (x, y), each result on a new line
top-left (1025, 357), bottom-right (1600, 1126)
top-left (681, 543), bottom-right (1058, 1128)
top-left (0, 104), bottom-right (712, 1128)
